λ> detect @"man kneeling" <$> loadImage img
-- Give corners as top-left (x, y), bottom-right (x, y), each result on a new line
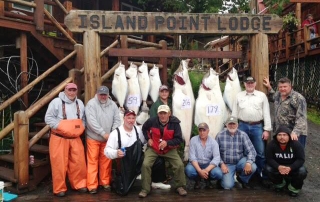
top-left (265, 125), bottom-right (307, 197)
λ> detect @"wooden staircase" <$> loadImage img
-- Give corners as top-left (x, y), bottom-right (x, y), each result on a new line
top-left (0, 124), bottom-right (51, 193)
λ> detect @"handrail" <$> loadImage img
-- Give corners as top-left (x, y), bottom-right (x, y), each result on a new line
top-left (0, 77), bottom-right (73, 140)
top-left (127, 38), bottom-right (163, 48)
top-left (53, 0), bottom-right (68, 15)
top-left (29, 125), bottom-right (50, 148)
top-left (0, 50), bottom-right (76, 113)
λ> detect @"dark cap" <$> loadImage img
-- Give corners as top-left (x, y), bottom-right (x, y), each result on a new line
top-left (124, 109), bottom-right (136, 117)
top-left (198, 122), bottom-right (209, 130)
top-left (159, 85), bottom-right (169, 91)
top-left (225, 116), bottom-right (238, 125)
top-left (97, 86), bottom-right (109, 95)
top-left (275, 125), bottom-right (292, 135)
top-left (244, 76), bottom-right (256, 83)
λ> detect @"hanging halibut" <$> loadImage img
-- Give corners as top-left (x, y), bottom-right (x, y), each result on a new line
top-left (194, 68), bottom-right (228, 138)
top-left (223, 68), bottom-right (241, 112)
top-left (112, 62), bottom-right (128, 109)
top-left (138, 61), bottom-right (150, 106)
top-left (125, 63), bottom-right (141, 114)
top-left (149, 64), bottom-right (162, 103)
top-left (172, 59), bottom-right (195, 161)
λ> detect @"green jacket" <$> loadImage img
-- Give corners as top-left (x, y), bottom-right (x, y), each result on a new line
top-left (149, 98), bottom-right (172, 118)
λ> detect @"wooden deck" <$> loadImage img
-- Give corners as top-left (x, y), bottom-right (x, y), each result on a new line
top-left (11, 179), bottom-right (299, 202)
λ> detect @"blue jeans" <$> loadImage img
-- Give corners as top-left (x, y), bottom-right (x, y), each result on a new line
top-left (185, 162), bottom-right (223, 181)
top-left (298, 135), bottom-right (307, 149)
top-left (221, 157), bottom-right (257, 189)
top-left (238, 122), bottom-right (265, 177)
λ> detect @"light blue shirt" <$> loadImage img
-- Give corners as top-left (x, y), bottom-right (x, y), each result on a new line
top-left (189, 135), bottom-right (220, 166)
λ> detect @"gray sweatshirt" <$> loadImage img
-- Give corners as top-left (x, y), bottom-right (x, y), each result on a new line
top-left (85, 95), bottom-right (121, 142)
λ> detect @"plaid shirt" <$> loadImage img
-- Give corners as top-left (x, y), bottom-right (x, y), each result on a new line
top-left (215, 128), bottom-right (256, 165)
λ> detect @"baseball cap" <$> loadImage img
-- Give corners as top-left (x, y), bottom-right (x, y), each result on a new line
top-left (198, 122), bottom-right (209, 130)
top-left (157, 105), bottom-right (170, 113)
top-left (244, 76), bottom-right (256, 83)
top-left (159, 85), bottom-right (169, 91)
top-left (225, 116), bottom-right (238, 124)
top-left (124, 109), bottom-right (136, 117)
top-left (65, 83), bottom-right (77, 90)
top-left (97, 86), bottom-right (109, 95)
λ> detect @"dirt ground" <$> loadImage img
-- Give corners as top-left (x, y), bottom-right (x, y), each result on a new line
top-left (9, 105), bottom-right (320, 202)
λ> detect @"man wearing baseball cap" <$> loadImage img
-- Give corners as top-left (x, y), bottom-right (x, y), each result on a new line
top-left (185, 122), bottom-right (223, 189)
top-left (149, 85), bottom-right (171, 118)
top-left (140, 105), bottom-right (187, 198)
top-left (232, 76), bottom-right (272, 182)
top-left (215, 116), bottom-right (257, 189)
top-left (265, 125), bottom-right (307, 197)
top-left (45, 83), bottom-right (87, 196)
top-left (85, 86), bottom-right (121, 194)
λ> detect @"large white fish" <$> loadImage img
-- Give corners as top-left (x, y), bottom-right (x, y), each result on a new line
top-left (136, 102), bottom-right (150, 127)
top-left (172, 59), bottom-right (195, 161)
top-left (138, 61), bottom-right (150, 103)
top-left (112, 62), bottom-right (127, 109)
top-left (149, 64), bottom-right (162, 103)
top-left (223, 68), bottom-right (241, 112)
top-left (194, 68), bottom-right (228, 138)
top-left (125, 63), bottom-right (141, 114)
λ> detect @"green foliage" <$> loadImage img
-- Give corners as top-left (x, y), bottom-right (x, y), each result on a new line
top-left (282, 12), bottom-right (300, 31)
top-left (307, 107), bottom-right (320, 125)
top-left (265, 0), bottom-right (290, 15)
top-left (189, 70), bottom-right (205, 99)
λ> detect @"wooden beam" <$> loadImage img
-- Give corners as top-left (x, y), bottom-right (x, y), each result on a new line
top-left (120, 35), bottom-right (128, 67)
top-left (34, 0), bottom-right (44, 31)
top-left (83, 31), bottom-right (101, 103)
top-left (14, 111), bottom-right (29, 189)
top-left (112, 0), bottom-right (120, 11)
top-left (290, 0), bottom-right (320, 2)
top-left (159, 40), bottom-right (167, 84)
top-left (108, 48), bottom-right (242, 59)
top-left (250, 33), bottom-right (269, 94)
top-left (0, 0), bottom-right (4, 16)
top-left (19, 32), bottom-right (29, 109)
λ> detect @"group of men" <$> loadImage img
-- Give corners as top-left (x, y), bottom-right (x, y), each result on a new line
top-left (45, 75), bottom-right (307, 198)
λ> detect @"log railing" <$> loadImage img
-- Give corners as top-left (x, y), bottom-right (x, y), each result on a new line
top-left (269, 19), bottom-right (320, 64)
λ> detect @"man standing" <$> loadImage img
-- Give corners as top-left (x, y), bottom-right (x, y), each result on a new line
top-left (185, 122), bottom-right (223, 189)
top-left (149, 85), bottom-right (171, 118)
top-left (216, 116), bottom-right (257, 189)
top-left (139, 105), bottom-right (187, 198)
top-left (232, 76), bottom-right (272, 179)
top-left (302, 14), bottom-right (317, 49)
top-left (85, 86), bottom-right (121, 194)
top-left (263, 77), bottom-right (307, 148)
top-left (265, 125), bottom-right (307, 197)
top-left (45, 83), bottom-right (87, 197)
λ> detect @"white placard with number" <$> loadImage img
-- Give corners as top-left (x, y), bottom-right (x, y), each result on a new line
top-left (181, 97), bottom-right (192, 109)
top-left (206, 104), bottom-right (221, 116)
top-left (126, 94), bottom-right (140, 107)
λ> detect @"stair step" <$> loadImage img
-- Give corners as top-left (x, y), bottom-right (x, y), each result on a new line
top-left (30, 144), bottom-right (49, 154)
top-left (0, 154), bottom-right (49, 168)
top-left (0, 166), bottom-right (17, 183)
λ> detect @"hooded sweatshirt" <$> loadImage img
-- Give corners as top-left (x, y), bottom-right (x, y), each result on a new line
top-left (266, 133), bottom-right (305, 171)
top-left (85, 95), bottom-right (121, 142)
top-left (45, 92), bottom-right (85, 129)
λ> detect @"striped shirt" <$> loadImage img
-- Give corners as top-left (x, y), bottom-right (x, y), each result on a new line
top-left (189, 135), bottom-right (220, 166)
top-left (215, 128), bottom-right (257, 165)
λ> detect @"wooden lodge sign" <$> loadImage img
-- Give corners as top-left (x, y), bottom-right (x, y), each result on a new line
top-left (65, 11), bottom-right (283, 34)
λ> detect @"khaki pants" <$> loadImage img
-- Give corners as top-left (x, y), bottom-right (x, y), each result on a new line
top-left (86, 138), bottom-right (112, 190)
top-left (141, 147), bottom-right (186, 193)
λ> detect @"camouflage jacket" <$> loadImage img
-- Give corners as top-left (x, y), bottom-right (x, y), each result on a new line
top-left (269, 89), bottom-right (307, 136)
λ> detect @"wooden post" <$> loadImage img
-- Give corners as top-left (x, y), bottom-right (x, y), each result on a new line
top-left (120, 35), bottom-right (128, 67)
top-left (17, 32), bottom-right (29, 109)
top-left (83, 31), bottom-right (101, 104)
top-left (159, 40), bottom-right (167, 84)
top-left (63, 1), bottom-right (73, 38)
top-left (13, 111), bottom-right (29, 189)
top-left (69, 69), bottom-right (83, 99)
top-left (304, 26), bottom-right (310, 54)
top-left (0, 0), bottom-right (4, 16)
top-left (112, 0), bottom-right (120, 11)
top-left (296, 3), bottom-right (301, 43)
top-left (34, 0), bottom-right (44, 31)
top-left (250, 33), bottom-right (269, 94)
